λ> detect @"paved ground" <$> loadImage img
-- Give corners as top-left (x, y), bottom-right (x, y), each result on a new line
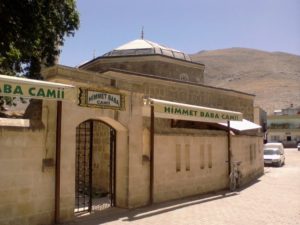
top-left (65, 148), bottom-right (300, 225)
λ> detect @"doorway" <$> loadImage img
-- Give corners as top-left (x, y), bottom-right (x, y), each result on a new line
top-left (74, 120), bottom-right (116, 213)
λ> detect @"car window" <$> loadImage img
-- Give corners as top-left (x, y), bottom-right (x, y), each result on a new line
top-left (264, 149), bottom-right (280, 155)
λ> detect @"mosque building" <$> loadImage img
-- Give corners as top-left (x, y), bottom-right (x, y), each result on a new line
top-left (0, 38), bottom-right (263, 224)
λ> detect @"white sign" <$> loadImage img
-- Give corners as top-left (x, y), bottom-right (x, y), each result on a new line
top-left (0, 74), bottom-right (76, 102)
top-left (87, 91), bottom-right (121, 107)
top-left (143, 98), bottom-right (243, 123)
top-left (79, 88), bottom-right (125, 110)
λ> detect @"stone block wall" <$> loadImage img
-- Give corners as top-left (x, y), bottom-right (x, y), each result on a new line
top-left (125, 93), bottom-right (150, 208)
top-left (43, 66), bottom-right (255, 121)
top-left (81, 56), bottom-right (205, 84)
top-left (142, 82), bottom-right (254, 121)
top-left (153, 134), bottom-right (228, 203)
top-left (92, 122), bottom-right (111, 195)
top-left (231, 135), bottom-right (264, 185)
top-left (58, 100), bottom-right (130, 221)
top-left (152, 133), bottom-right (263, 203)
top-left (0, 101), bottom-right (57, 225)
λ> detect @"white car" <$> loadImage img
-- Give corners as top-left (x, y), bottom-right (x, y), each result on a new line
top-left (264, 147), bottom-right (285, 167)
top-left (297, 143), bottom-right (300, 151)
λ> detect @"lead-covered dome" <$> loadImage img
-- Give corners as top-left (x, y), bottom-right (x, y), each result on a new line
top-left (103, 39), bottom-right (192, 62)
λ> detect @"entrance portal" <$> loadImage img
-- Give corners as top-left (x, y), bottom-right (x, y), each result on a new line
top-left (75, 120), bottom-right (116, 213)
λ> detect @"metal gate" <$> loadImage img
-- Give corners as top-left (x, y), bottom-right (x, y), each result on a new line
top-left (109, 128), bottom-right (116, 207)
top-left (75, 120), bottom-right (116, 213)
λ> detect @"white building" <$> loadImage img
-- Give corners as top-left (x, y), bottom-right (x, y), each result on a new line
top-left (267, 104), bottom-right (300, 147)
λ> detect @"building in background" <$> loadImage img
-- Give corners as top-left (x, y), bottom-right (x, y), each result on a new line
top-left (267, 104), bottom-right (300, 147)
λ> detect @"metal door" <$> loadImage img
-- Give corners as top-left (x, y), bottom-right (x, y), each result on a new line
top-left (75, 120), bottom-right (116, 213)
top-left (75, 120), bottom-right (93, 213)
top-left (110, 128), bottom-right (116, 207)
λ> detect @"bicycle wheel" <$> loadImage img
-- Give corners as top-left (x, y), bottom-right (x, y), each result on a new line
top-left (229, 174), bottom-right (236, 191)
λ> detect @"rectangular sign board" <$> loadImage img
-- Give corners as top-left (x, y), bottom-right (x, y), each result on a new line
top-left (0, 74), bottom-right (76, 102)
top-left (79, 88), bottom-right (125, 110)
top-left (143, 98), bottom-right (243, 123)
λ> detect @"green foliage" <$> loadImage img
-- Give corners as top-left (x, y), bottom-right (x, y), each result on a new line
top-left (0, 0), bottom-right (79, 78)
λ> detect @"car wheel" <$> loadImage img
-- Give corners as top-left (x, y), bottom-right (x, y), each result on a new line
top-left (277, 161), bottom-right (282, 167)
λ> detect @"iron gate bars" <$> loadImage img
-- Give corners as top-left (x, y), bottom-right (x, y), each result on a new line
top-left (75, 120), bottom-right (93, 213)
top-left (75, 120), bottom-right (116, 213)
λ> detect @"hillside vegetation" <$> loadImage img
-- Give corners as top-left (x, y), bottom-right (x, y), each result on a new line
top-left (190, 48), bottom-right (300, 114)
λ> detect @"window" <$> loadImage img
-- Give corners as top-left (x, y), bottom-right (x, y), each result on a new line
top-left (110, 79), bottom-right (117, 87)
top-left (271, 135), bottom-right (280, 142)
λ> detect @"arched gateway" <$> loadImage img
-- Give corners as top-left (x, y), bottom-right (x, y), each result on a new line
top-left (75, 120), bottom-right (116, 213)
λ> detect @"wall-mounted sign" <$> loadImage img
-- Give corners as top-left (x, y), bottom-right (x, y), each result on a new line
top-left (143, 98), bottom-right (243, 123)
top-left (79, 88), bottom-right (125, 110)
top-left (0, 74), bottom-right (76, 102)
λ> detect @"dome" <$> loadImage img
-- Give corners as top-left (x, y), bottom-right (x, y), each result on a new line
top-left (103, 39), bottom-right (192, 62)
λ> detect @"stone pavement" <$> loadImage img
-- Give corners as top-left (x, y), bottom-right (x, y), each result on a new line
top-left (64, 148), bottom-right (300, 225)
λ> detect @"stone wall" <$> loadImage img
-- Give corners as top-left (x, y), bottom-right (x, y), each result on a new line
top-left (231, 135), bottom-right (264, 184)
top-left (78, 55), bottom-right (253, 120)
top-left (92, 122), bottom-right (111, 195)
top-left (81, 55), bottom-right (205, 84)
top-left (0, 101), bottom-right (57, 225)
top-left (43, 66), bottom-right (254, 121)
top-left (105, 71), bottom-right (254, 121)
top-left (58, 100), bottom-right (130, 221)
top-left (153, 134), bottom-right (228, 202)
top-left (152, 133), bottom-right (263, 203)
top-left (141, 82), bottom-right (254, 121)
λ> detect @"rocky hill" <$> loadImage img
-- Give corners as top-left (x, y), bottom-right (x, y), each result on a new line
top-left (190, 48), bottom-right (300, 114)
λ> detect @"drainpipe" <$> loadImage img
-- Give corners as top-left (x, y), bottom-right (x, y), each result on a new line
top-left (150, 103), bottom-right (154, 204)
top-left (227, 120), bottom-right (231, 175)
top-left (55, 101), bottom-right (62, 224)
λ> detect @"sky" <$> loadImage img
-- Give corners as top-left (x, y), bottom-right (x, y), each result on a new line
top-left (60, 0), bottom-right (300, 67)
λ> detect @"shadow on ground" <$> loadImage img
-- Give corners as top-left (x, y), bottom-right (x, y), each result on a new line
top-left (62, 177), bottom-right (263, 225)
top-left (62, 191), bottom-right (239, 224)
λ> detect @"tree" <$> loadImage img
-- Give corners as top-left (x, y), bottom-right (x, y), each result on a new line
top-left (0, 0), bottom-right (79, 78)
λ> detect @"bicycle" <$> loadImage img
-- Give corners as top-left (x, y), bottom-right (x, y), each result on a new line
top-left (229, 161), bottom-right (242, 191)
